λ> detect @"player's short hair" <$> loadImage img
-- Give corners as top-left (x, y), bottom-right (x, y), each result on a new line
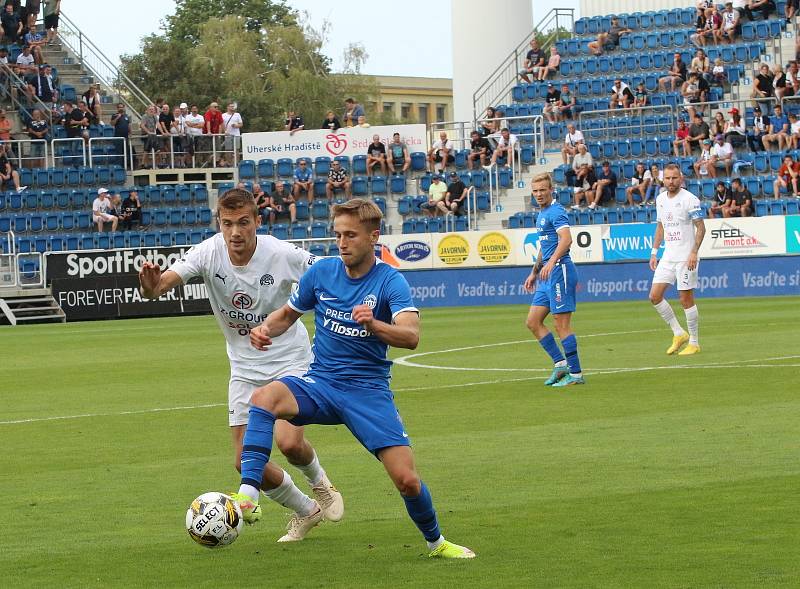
top-left (664, 163), bottom-right (681, 173)
top-left (332, 198), bottom-right (382, 232)
top-left (531, 172), bottom-right (553, 189)
top-left (217, 188), bottom-right (257, 219)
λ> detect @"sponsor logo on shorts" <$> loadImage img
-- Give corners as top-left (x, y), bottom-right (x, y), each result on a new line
top-left (555, 282), bottom-right (562, 303)
top-left (232, 292), bottom-right (253, 309)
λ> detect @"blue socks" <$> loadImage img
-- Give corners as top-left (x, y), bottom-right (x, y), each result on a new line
top-left (562, 334), bottom-right (582, 375)
top-left (538, 332), bottom-right (565, 364)
top-left (402, 482), bottom-right (441, 542)
top-left (240, 407), bottom-right (276, 490)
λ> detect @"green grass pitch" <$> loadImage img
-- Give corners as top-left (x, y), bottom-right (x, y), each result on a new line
top-left (1, 297), bottom-right (799, 588)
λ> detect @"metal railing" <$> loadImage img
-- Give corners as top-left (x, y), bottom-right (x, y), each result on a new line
top-left (87, 137), bottom-right (128, 168)
top-left (3, 139), bottom-right (50, 170)
top-left (137, 134), bottom-right (241, 170)
top-left (56, 11), bottom-right (153, 122)
top-left (472, 8), bottom-right (575, 123)
top-left (16, 252), bottom-right (44, 287)
top-left (51, 137), bottom-right (87, 168)
top-left (0, 63), bottom-right (54, 125)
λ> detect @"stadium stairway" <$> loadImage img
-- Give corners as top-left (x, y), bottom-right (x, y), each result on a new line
top-left (0, 287), bottom-right (66, 325)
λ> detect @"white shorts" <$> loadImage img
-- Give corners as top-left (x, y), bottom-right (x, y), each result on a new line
top-left (228, 367), bottom-right (307, 426)
top-left (93, 213), bottom-right (115, 223)
top-left (653, 259), bottom-right (699, 291)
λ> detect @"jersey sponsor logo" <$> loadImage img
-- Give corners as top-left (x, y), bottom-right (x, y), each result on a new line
top-left (394, 240), bottom-right (431, 262)
top-left (362, 294), bottom-right (377, 308)
top-left (218, 306), bottom-right (268, 323)
top-left (215, 272), bottom-right (227, 284)
top-left (232, 292), bottom-right (254, 309)
top-left (322, 317), bottom-right (371, 338)
top-left (259, 274), bottom-right (274, 286)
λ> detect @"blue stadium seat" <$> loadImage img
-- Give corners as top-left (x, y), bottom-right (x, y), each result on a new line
top-left (309, 243), bottom-right (326, 257)
top-left (60, 212), bottom-right (75, 231)
top-left (174, 230), bottom-right (189, 246)
top-left (0, 214), bottom-right (10, 232)
top-left (390, 175), bottom-right (406, 194)
top-left (257, 159), bottom-right (275, 178)
top-left (290, 223), bottom-right (309, 240)
top-left (410, 152), bottom-right (427, 172)
top-left (351, 176), bottom-right (368, 196)
top-left (48, 234), bottom-right (66, 251)
top-left (152, 209), bottom-right (168, 227)
top-left (277, 158), bottom-right (294, 177)
top-left (327, 243), bottom-right (339, 256)
top-left (310, 221), bottom-right (329, 239)
top-left (199, 208), bottom-right (212, 225)
top-left (370, 176), bottom-right (387, 195)
top-left (397, 196), bottom-right (412, 216)
top-left (352, 155), bottom-right (368, 175)
top-left (192, 184), bottom-right (209, 204)
top-left (189, 229), bottom-right (204, 245)
top-left (168, 208), bottom-right (183, 226)
top-left (162, 186), bottom-right (177, 205)
top-left (238, 160), bottom-right (256, 179)
top-left (295, 200), bottom-right (310, 221)
top-left (157, 231), bottom-right (173, 247)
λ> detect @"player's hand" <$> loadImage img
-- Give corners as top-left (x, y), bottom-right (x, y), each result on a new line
top-left (649, 255), bottom-right (658, 271)
top-left (524, 270), bottom-right (538, 292)
top-left (352, 304), bottom-right (374, 329)
top-left (139, 262), bottom-right (161, 295)
top-left (250, 324), bottom-right (272, 351)
top-left (539, 261), bottom-right (555, 281)
top-left (687, 251), bottom-right (698, 271)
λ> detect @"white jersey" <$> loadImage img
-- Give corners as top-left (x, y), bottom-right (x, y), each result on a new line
top-left (169, 233), bottom-right (316, 380)
top-left (656, 189), bottom-right (703, 263)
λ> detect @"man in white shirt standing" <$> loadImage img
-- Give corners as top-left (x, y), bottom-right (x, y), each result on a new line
top-left (648, 164), bottom-right (706, 356)
top-left (92, 187), bottom-right (118, 232)
top-left (184, 104), bottom-right (205, 167)
top-left (221, 102), bottom-right (243, 165)
top-left (561, 123), bottom-right (585, 165)
top-left (138, 188), bottom-right (345, 542)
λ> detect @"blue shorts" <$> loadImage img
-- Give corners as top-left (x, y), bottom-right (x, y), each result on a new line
top-left (279, 374), bottom-right (410, 455)
top-left (531, 260), bottom-right (578, 314)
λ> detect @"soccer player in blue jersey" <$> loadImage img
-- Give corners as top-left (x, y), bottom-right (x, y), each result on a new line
top-left (524, 172), bottom-right (585, 386)
top-left (232, 198), bottom-right (475, 559)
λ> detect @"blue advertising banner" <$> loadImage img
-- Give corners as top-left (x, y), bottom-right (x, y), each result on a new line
top-left (601, 223), bottom-right (663, 261)
top-left (402, 256), bottom-right (800, 307)
top-left (786, 216), bottom-right (800, 254)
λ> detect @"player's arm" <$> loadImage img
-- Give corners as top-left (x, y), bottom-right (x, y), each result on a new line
top-left (353, 307), bottom-right (419, 350)
top-left (540, 227), bottom-right (572, 280)
top-left (524, 249), bottom-right (543, 292)
top-left (687, 218), bottom-right (706, 271)
top-left (139, 263), bottom-right (183, 299)
top-left (650, 222), bottom-right (664, 271)
top-left (250, 304), bottom-right (303, 351)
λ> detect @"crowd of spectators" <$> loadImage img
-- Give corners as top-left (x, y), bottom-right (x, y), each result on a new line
top-left (90, 186), bottom-right (142, 232)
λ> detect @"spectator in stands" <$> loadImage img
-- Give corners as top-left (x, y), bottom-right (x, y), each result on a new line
top-left (566, 142), bottom-right (593, 189)
top-left (43, 0), bottom-right (59, 44)
top-left (787, 0), bottom-right (799, 22)
top-left (538, 46), bottom-right (561, 82)
top-left (645, 164), bottom-right (664, 204)
top-left (716, 2), bottom-right (740, 44)
top-left (0, 108), bottom-right (11, 144)
top-left (752, 62), bottom-right (775, 103)
top-left (747, 105), bottom-right (769, 151)
top-left (790, 113), bottom-right (800, 149)
top-left (365, 134), bottom-right (387, 177)
top-left (673, 120), bottom-right (691, 157)
top-left (270, 180), bottom-right (296, 224)
top-left (420, 174), bottom-right (447, 217)
top-left (15, 44), bottom-right (36, 81)
top-left (711, 58), bottom-right (727, 87)
top-left (762, 103), bottom-right (789, 150)
top-left (681, 74), bottom-right (703, 120)
top-left (694, 139), bottom-right (716, 178)
top-left (169, 105), bottom-right (186, 168)
top-left (773, 154), bottom-right (799, 198)
top-left (724, 178), bottom-right (753, 217)
top-left (711, 111), bottom-right (726, 138)
top-left (587, 16), bottom-right (632, 57)
top-left (108, 194), bottom-right (123, 220)
top-left (24, 18), bottom-right (44, 64)
top-left (292, 159), bottom-right (313, 201)
top-left (491, 128), bottom-right (518, 168)
top-left (121, 190), bottom-right (142, 230)
top-left (609, 78), bottom-right (634, 110)
top-left (139, 104), bottom-right (160, 169)
top-left (560, 122), bottom-right (584, 165)
top-left (155, 102), bottom-right (172, 167)
top-left (633, 82), bottom-right (648, 110)
top-left (220, 102), bottom-right (242, 166)
top-left (687, 112), bottom-right (710, 152)
top-left (0, 143), bottom-right (23, 192)
top-left (284, 110), bottom-right (304, 135)
top-left (659, 52), bottom-right (688, 93)
top-left (34, 63), bottom-right (56, 106)
top-left (711, 134), bottom-right (734, 176)
top-left (588, 161), bottom-right (616, 210)
top-left (479, 107), bottom-right (499, 137)
top-left (321, 110), bottom-right (341, 131)
top-left (442, 171), bottom-right (468, 216)
top-left (342, 98), bottom-right (364, 128)
top-left (1, 3), bottom-right (23, 45)
top-left (356, 114), bottom-right (370, 128)
top-left (785, 61), bottom-right (799, 96)
top-left (77, 100), bottom-right (95, 134)
top-left (252, 183), bottom-right (271, 225)
top-left (111, 102), bottom-right (132, 165)
top-left (690, 8), bottom-right (710, 48)
top-left (542, 83), bottom-right (561, 123)
top-left (518, 39), bottom-right (545, 84)
top-left (772, 63), bottom-right (790, 100)
top-left (427, 131), bottom-right (454, 174)
top-left (185, 104), bottom-right (205, 165)
top-left (81, 84), bottom-right (102, 125)
top-left (92, 188), bottom-right (118, 232)
top-left (466, 130), bottom-right (492, 170)
top-left (387, 132), bottom-right (410, 174)
top-left (697, 0), bottom-right (715, 19)
top-left (326, 159), bottom-right (351, 200)
top-left (626, 162), bottom-right (651, 206)
top-left (691, 49), bottom-right (711, 83)
top-left (709, 181), bottom-right (732, 218)
top-left (62, 101), bottom-right (80, 138)
top-left (724, 107), bottom-right (747, 147)
top-left (557, 83), bottom-right (576, 121)
top-left (570, 163), bottom-right (596, 209)
top-left (26, 108), bottom-right (47, 168)
top-left (203, 101), bottom-right (223, 165)
top-left (744, 0), bottom-right (775, 21)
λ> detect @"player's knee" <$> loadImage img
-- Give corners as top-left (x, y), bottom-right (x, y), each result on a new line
top-left (275, 435), bottom-right (305, 463)
top-left (250, 386), bottom-right (278, 412)
top-left (525, 315), bottom-right (540, 333)
top-left (648, 292), bottom-right (662, 305)
top-left (393, 470), bottom-right (421, 496)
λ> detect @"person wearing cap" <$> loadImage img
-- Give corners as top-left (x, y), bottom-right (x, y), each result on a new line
top-left (518, 39), bottom-right (545, 83)
top-left (420, 174), bottom-right (447, 217)
top-left (762, 103), bottom-right (789, 151)
top-left (542, 83), bottom-right (561, 123)
top-left (724, 107), bottom-right (747, 147)
top-left (773, 154), bottom-right (800, 198)
top-left (609, 79), bottom-right (634, 110)
top-left (442, 171), bottom-right (468, 216)
top-left (560, 122), bottom-right (584, 165)
top-left (711, 134), bottom-right (734, 176)
top-left (747, 105), bottom-right (769, 151)
top-left (687, 112), bottom-right (710, 152)
top-left (92, 188), bottom-right (118, 232)
top-left (538, 46), bottom-right (561, 82)
top-left (587, 16), bottom-right (632, 57)
top-left (693, 139), bottom-right (716, 178)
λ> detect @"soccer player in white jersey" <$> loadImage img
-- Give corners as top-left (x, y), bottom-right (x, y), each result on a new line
top-left (138, 188), bottom-right (344, 542)
top-left (648, 163), bottom-right (706, 355)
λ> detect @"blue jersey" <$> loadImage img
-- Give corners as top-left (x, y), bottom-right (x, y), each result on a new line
top-left (537, 201), bottom-right (571, 264)
top-left (288, 257), bottom-right (418, 385)
top-left (294, 167), bottom-right (312, 182)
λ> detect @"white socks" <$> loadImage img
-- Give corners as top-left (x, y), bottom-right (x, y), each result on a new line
top-left (261, 471), bottom-right (317, 516)
top-left (427, 535), bottom-right (445, 551)
top-left (684, 305), bottom-right (699, 345)
top-left (653, 300), bottom-right (684, 336)
top-left (294, 451), bottom-right (325, 486)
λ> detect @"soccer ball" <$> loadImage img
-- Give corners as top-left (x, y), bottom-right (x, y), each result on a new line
top-left (185, 492), bottom-right (243, 548)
